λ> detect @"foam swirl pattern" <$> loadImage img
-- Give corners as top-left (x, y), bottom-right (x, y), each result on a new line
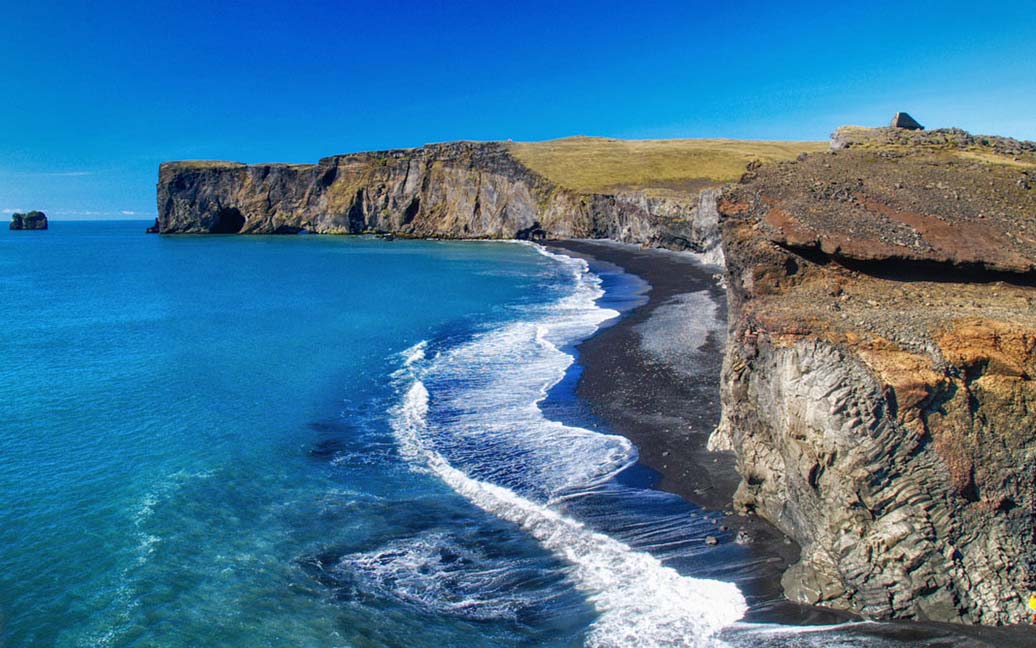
top-left (389, 248), bottom-right (747, 647)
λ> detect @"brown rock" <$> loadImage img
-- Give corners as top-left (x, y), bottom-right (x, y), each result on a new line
top-left (711, 126), bottom-right (1036, 625)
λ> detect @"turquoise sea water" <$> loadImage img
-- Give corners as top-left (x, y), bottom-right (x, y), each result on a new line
top-left (1, 223), bottom-right (590, 646)
top-left (2, 222), bottom-right (736, 647)
top-left (1, 222), bottom-right (986, 648)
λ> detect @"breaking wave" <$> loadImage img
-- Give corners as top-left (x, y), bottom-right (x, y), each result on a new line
top-left (388, 247), bottom-right (746, 647)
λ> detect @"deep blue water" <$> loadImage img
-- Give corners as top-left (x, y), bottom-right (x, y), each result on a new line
top-left (1, 222), bottom-right (959, 648)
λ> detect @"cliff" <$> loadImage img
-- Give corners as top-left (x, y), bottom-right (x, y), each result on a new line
top-left (10, 211), bottom-right (48, 230)
top-left (710, 126), bottom-right (1036, 624)
top-left (155, 127), bottom-right (1036, 625)
top-left (156, 138), bottom-right (824, 253)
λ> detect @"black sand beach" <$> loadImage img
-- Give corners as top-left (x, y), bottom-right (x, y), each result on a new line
top-left (548, 239), bottom-right (817, 622)
top-left (547, 239), bottom-right (1035, 646)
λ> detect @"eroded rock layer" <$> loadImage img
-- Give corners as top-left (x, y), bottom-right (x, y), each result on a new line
top-left (712, 127), bottom-right (1036, 624)
top-left (156, 142), bottom-right (721, 253)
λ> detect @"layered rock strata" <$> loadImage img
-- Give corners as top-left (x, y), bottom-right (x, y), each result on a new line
top-left (158, 127), bottom-right (1036, 626)
top-left (156, 142), bottom-right (721, 254)
top-left (711, 127), bottom-right (1036, 624)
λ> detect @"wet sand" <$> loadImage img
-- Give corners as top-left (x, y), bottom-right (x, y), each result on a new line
top-left (547, 239), bottom-right (820, 623)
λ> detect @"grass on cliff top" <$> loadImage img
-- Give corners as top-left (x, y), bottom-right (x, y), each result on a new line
top-left (506, 136), bottom-right (827, 195)
top-left (163, 161), bottom-right (317, 171)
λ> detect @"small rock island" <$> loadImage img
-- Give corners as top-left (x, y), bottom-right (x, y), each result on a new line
top-left (10, 211), bottom-right (48, 230)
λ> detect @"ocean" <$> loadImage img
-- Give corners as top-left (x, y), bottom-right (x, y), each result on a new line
top-left (0, 222), bottom-right (986, 648)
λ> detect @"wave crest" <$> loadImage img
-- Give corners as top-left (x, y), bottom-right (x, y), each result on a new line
top-left (388, 246), bottom-right (746, 647)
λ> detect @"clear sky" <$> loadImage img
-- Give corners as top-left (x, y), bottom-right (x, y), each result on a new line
top-left (2, 0), bottom-right (1034, 220)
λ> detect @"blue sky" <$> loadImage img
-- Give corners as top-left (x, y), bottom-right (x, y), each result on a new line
top-left (2, 1), bottom-right (1034, 220)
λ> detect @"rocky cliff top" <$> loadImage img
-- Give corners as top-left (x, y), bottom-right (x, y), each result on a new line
top-left (725, 127), bottom-right (1036, 273)
top-left (725, 128), bottom-right (1036, 275)
top-left (832, 125), bottom-right (1036, 157)
top-left (720, 125), bottom-right (1036, 409)
top-left (716, 125), bottom-right (1036, 624)
top-left (155, 136), bottom-right (820, 248)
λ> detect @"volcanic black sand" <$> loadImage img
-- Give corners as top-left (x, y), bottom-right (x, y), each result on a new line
top-left (547, 239), bottom-right (820, 622)
top-left (547, 239), bottom-right (1034, 646)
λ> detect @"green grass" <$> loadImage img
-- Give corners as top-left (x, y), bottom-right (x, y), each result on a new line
top-left (162, 161), bottom-right (248, 170)
top-left (506, 136), bottom-right (827, 195)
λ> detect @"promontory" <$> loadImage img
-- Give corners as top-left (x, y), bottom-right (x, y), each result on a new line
top-left (155, 125), bottom-right (1035, 626)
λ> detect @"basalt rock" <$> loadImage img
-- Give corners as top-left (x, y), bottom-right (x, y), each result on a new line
top-left (156, 142), bottom-right (722, 254)
top-left (10, 211), bottom-right (48, 230)
top-left (711, 127), bottom-right (1036, 625)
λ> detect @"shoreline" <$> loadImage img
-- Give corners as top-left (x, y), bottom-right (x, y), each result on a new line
top-left (542, 239), bottom-right (1036, 645)
top-left (545, 239), bottom-right (826, 624)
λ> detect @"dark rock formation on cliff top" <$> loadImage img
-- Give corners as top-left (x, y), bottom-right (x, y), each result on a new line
top-left (10, 211), bottom-right (48, 230)
top-left (155, 141), bottom-right (723, 254)
top-left (891, 112), bottom-right (924, 130)
top-left (712, 127), bottom-right (1036, 625)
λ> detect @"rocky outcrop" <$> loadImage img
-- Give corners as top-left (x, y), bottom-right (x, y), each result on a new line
top-left (157, 128), bottom-right (1035, 626)
top-left (156, 142), bottom-right (721, 253)
top-left (10, 211), bottom-right (48, 230)
top-left (711, 128), bottom-right (1036, 625)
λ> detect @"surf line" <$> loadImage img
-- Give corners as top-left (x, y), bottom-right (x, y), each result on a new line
top-left (389, 248), bottom-right (746, 648)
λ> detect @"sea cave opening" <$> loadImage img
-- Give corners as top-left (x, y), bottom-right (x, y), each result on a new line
top-left (211, 207), bottom-right (246, 234)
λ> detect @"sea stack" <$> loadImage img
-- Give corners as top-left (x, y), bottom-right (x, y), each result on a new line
top-left (9, 211), bottom-right (48, 230)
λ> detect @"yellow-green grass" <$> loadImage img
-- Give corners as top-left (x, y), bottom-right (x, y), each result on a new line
top-left (506, 136), bottom-right (827, 195)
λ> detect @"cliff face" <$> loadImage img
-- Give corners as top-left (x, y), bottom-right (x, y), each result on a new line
top-left (157, 142), bottom-right (721, 253)
top-left (711, 127), bottom-right (1036, 624)
top-left (157, 129), bottom-right (1035, 625)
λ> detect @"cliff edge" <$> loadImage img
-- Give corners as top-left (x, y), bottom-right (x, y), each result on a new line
top-left (156, 138), bottom-right (823, 255)
top-left (711, 126), bottom-right (1036, 624)
top-left (155, 127), bottom-right (1036, 626)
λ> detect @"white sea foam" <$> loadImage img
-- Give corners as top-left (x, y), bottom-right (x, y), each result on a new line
top-left (78, 469), bottom-right (216, 648)
top-left (388, 246), bottom-right (747, 647)
top-left (339, 530), bottom-right (535, 622)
